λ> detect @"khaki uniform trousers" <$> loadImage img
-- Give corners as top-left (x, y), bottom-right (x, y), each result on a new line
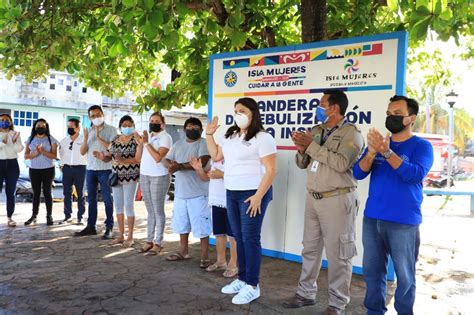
top-left (296, 191), bottom-right (358, 309)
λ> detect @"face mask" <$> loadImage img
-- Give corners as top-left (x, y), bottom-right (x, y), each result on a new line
top-left (234, 113), bottom-right (250, 129)
top-left (316, 106), bottom-right (329, 123)
top-left (0, 121), bottom-right (10, 129)
top-left (385, 115), bottom-right (407, 134)
top-left (36, 127), bottom-right (46, 135)
top-left (149, 123), bottom-right (162, 133)
top-left (67, 128), bottom-right (76, 136)
top-left (92, 117), bottom-right (104, 126)
top-left (186, 129), bottom-right (201, 140)
top-left (121, 127), bottom-right (135, 136)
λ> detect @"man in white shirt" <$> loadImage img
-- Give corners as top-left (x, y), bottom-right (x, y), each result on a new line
top-left (59, 118), bottom-right (87, 224)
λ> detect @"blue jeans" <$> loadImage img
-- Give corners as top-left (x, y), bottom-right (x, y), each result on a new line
top-left (62, 165), bottom-right (86, 220)
top-left (86, 170), bottom-right (114, 229)
top-left (362, 216), bottom-right (420, 315)
top-left (226, 188), bottom-right (272, 286)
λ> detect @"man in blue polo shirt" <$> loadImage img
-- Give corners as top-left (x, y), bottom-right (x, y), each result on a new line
top-left (353, 95), bottom-right (433, 314)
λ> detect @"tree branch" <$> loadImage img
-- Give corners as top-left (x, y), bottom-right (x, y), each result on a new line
top-left (301, 0), bottom-right (327, 43)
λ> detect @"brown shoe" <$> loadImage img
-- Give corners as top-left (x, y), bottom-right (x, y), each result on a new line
top-left (323, 306), bottom-right (345, 315)
top-left (282, 294), bottom-right (316, 309)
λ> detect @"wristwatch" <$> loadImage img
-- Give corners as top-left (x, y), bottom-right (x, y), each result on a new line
top-left (382, 149), bottom-right (393, 159)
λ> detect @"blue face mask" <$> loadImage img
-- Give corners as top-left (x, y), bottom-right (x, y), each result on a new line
top-left (121, 127), bottom-right (134, 136)
top-left (0, 121), bottom-right (10, 129)
top-left (316, 106), bottom-right (329, 123)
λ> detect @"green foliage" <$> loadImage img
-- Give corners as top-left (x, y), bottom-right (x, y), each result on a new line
top-left (0, 0), bottom-right (472, 112)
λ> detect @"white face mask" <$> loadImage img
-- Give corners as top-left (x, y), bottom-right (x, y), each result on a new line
top-left (234, 113), bottom-right (250, 129)
top-left (92, 117), bottom-right (104, 126)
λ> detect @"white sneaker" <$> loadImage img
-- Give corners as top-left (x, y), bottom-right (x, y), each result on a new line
top-left (232, 284), bottom-right (260, 305)
top-left (221, 279), bottom-right (246, 294)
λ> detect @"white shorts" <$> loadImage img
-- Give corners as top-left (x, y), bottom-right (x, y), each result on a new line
top-left (171, 196), bottom-right (212, 238)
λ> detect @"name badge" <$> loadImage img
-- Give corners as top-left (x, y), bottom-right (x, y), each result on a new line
top-left (310, 161), bottom-right (319, 173)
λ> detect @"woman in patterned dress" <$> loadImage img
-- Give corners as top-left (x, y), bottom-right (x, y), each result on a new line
top-left (95, 115), bottom-right (140, 247)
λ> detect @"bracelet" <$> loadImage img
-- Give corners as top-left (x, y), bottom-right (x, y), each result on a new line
top-left (205, 133), bottom-right (214, 136)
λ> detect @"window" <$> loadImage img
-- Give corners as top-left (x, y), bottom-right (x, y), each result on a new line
top-left (66, 85), bottom-right (72, 91)
top-left (13, 110), bottom-right (38, 127)
top-left (41, 78), bottom-right (47, 83)
top-left (66, 75), bottom-right (72, 81)
top-left (58, 79), bottom-right (64, 85)
top-left (82, 87), bottom-right (87, 93)
top-left (73, 81), bottom-right (78, 87)
top-left (50, 84), bottom-right (55, 90)
top-left (32, 81), bottom-right (39, 88)
top-left (50, 74), bottom-right (55, 79)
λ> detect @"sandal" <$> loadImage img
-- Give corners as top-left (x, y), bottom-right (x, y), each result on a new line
top-left (166, 252), bottom-right (191, 261)
top-left (109, 238), bottom-right (124, 246)
top-left (223, 267), bottom-right (239, 278)
top-left (144, 244), bottom-right (162, 256)
top-left (7, 218), bottom-right (16, 228)
top-left (139, 242), bottom-right (153, 253)
top-left (122, 240), bottom-right (134, 248)
top-left (206, 262), bottom-right (227, 272)
top-left (200, 259), bottom-right (212, 269)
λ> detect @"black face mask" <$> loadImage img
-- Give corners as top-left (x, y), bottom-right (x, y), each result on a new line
top-left (185, 129), bottom-right (201, 141)
top-left (67, 128), bottom-right (76, 136)
top-left (36, 127), bottom-right (46, 135)
top-left (149, 123), bottom-right (162, 133)
top-left (385, 115), bottom-right (407, 134)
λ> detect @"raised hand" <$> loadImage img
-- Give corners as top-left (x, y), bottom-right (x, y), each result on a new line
top-left (292, 129), bottom-right (313, 152)
top-left (189, 156), bottom-right (203, 171)
top-left (37, 144), bottom-right (44, 154)
top-left (206, 116), bottom-right (220, 135)
top-left (12, 131), bottom-right (19, 143)
top-left (209, 169), bottom-right (224, 179)
top-left (83, 128), bottom-right (89, 142)
top-left (168, 160), bottom-right (181, 174)
top-left (92, 150), bottom-right (104, 161)
top-left (141, 130), bottom-right (149, 144)
top-left (368, 128), bottom-right (390, 154)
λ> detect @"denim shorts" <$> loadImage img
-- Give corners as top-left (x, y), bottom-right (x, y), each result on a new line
top-left (212, 206), bottom-right (233, 237)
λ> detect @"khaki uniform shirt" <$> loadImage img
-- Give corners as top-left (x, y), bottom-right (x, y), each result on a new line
top-left (295, 119), bottom-right (364, 192)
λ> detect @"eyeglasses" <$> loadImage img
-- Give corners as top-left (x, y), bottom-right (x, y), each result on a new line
top-left (69, 141), bottom-right (73, 150)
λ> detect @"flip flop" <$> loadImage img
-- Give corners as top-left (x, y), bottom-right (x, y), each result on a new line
top-left (166, 252), bottom-right (191, 261)
top-left (223, 267), bottom-right (239, 278)
top-left (200, 259), bottom-right (212, 269)
top-left (122, 240), bottom-right (134, 248)
top-left (109, 238), bottom-right (124, 246)
top-left (139, 242), bottom-right (154, 253)
top-left (144, 244), bottom-right (162, 256)
top-left (206, 262), bottom-right (227, 272)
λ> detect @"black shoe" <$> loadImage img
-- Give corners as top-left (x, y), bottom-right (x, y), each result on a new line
top-left (58, 217), bottom-right (72, 225)
top-left (46, 216), bottom-right (54, 226)
top-left (102, 228), bottom-right (113, 240)
top-left (24, 216), bottom-right (37, 226)
top-left (74, 226), bottom-right (97, 237)
top-left (282, 294), bottom-right (316, 309)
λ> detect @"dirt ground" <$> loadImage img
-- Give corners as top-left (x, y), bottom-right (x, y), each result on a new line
top-left (0, 180), bottom-right (473, 314)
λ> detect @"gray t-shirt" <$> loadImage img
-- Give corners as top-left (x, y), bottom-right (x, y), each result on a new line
top-left (86, 123), bottom-right (118, 171)
top-left (167, 137), bottom-right (209, 199)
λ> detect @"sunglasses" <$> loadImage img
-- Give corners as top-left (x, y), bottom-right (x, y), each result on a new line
top-left (69, 141), bottom-right (73, 150)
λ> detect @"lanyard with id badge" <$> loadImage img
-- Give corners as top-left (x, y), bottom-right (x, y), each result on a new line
top-left (309, 120), bottom-right (345, 173)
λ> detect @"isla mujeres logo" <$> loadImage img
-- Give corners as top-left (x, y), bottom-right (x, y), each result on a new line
top-left (344, 58), bottom-right (359, 74)
top-left (224, 70), bottom-right (238, 87)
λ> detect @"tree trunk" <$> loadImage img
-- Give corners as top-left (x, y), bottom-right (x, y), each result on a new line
top-left (301, 0), bottom-right (327, 43)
